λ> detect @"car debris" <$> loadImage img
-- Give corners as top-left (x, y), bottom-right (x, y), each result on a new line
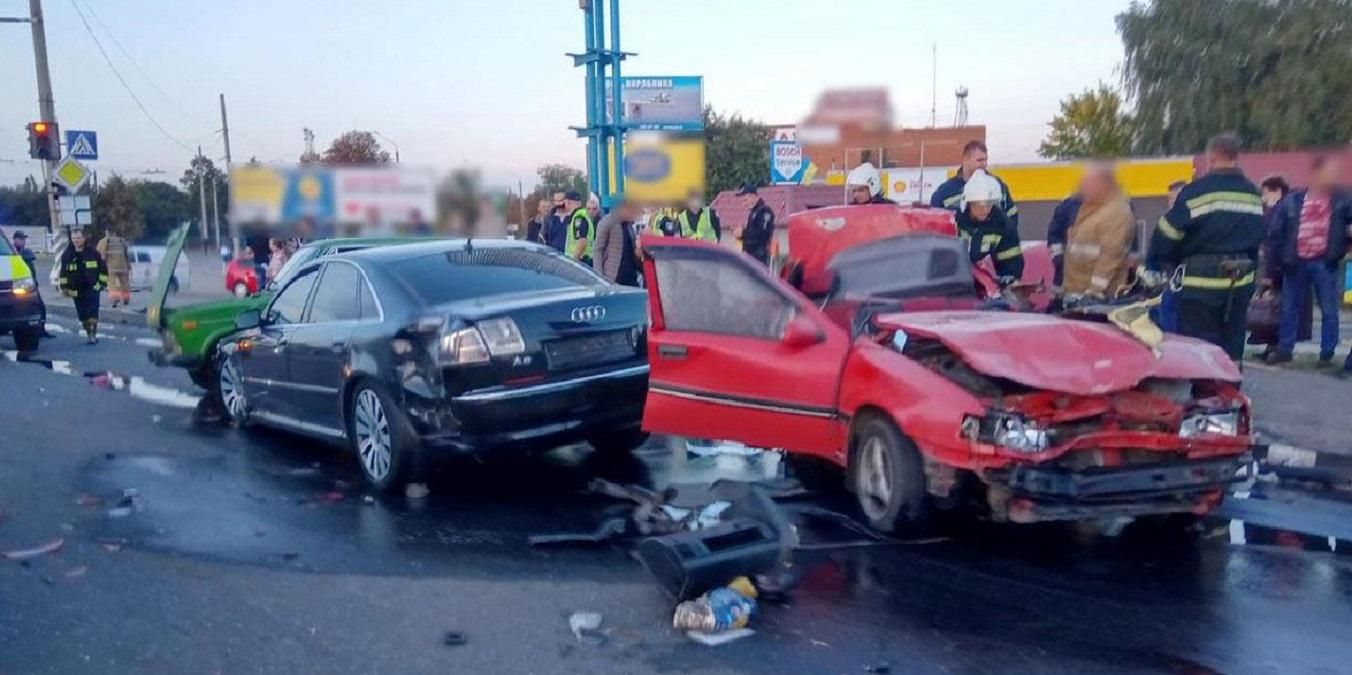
top-left (441, 631), bottom-right (468, 647)
top-left (405, 483), bottom-right (431, 500)
top-left (672, 576), bottom-right (758, 635)
top-left (568, 611), bottom-right (606, 646)
top-left (4, 537), bottom-right (65, 561)
top-left (528, 518), bottom-right (628, 547)
top-left (107, 488), bottom-right (145, 518)
top-left (97, 537), bottom-right (128, 553)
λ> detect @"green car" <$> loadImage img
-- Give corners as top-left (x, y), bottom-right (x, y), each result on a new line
top-left (147, 224), bottom-right (429, 396)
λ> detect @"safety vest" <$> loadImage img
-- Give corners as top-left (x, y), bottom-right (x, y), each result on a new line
top-left (677, 209), bottom-right (717, 242)
top-left (565, 207), bottom-right (595, 261)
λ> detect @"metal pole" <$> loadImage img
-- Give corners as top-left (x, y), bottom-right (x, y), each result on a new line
top-left (582, 5), bottom-right (599, 200)
top-left (609, 0), bottom-right (624, 200)
top-left (593, 3), bottom-right (609, 206)
top-left (29, 0), bottom-right (61, 242)
top-left (210, 177), bottom-right (221, 248)
top-left (197, 146), bottom-right (209, 248)
top-left (219, 93), bottom-right (239, 252)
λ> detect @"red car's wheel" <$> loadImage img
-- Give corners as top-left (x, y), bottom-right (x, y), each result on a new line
top-left (850, 414), bottom-right (929, 532)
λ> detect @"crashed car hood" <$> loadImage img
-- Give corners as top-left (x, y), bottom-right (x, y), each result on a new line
top-left (877, 311), bottom-right (1241, 395)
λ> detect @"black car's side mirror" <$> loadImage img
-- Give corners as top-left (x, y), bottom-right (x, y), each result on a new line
top-left (235, 309), bottom-right (262, 331)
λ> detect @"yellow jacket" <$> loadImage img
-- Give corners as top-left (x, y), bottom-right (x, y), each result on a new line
top-left (1062, 193), bottom-right (1135, 296)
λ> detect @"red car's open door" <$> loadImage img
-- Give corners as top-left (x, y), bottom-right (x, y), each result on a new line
top-left (640, 236), bottom-right (850, 457)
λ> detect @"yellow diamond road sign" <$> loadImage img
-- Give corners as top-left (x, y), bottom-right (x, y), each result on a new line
top-left (53, 157), bottom-right (92, 191)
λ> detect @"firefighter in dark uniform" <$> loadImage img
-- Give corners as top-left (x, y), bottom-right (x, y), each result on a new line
top-left (956, 170), bottom-right (1024, 280)
top-left (58, 227), bottom-right (108, 344)
top-left (736, 183), bottom-right (775, 266)
top-left (1146, 134), bottom-right (1265, 362)
top-left (846, 163), bottom-right (896, 205)
top-left (931, 140), bottom-right (1018, 230)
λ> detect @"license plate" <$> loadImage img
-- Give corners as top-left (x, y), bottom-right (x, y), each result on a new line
top-left (544, 330), bottom-right (631, 371)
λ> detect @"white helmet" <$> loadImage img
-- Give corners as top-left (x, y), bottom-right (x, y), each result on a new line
top-left (846, 162), bottom-right (882, 197)
top-left (961, 170), bottom-right (1003, 209)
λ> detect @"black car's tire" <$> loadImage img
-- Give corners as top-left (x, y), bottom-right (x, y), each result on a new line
top-left (347, 382), bottom-right (417, 493)
top-left (12, 327), bottom-right (40, 353)
top-left (849, 414), bottom-right (929, 533)
top-left (217, 353), bottom-right (250, 427)
top-left (589, 428), bottom-right (649, 456)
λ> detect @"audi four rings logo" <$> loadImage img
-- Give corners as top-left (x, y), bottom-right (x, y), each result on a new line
top-left (570, 305), bottom-right (606, 322)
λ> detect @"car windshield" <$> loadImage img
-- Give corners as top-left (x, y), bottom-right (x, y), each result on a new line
top-left (389, 247), bottom-right (604, 305)
top-left (827, 234), bottom-right (977, 300)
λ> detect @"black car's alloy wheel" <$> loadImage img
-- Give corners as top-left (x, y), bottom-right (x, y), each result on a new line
top-left (218, 355), bottom-right (249, 426)
top-left (348, 383), bottom-right (414, 492)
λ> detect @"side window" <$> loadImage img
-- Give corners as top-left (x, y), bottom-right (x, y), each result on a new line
top-left (268, 268), bottom-right (318, 325)
top-left (654, 255), bottom-right (795, 339)
top-left (307, 263), bottom-right (362, 323)
top-left (357, 276), bottom-right (378, 320)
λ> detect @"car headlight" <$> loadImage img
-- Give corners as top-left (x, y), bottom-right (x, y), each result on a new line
top-left (962, 412), bottom-right (1050, 454)
top-left (1179, 410), bottom-right (1240, 438)
top-left (12, 277), bottom-right (36, 296)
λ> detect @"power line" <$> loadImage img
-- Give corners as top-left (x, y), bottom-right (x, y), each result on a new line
top-left (76, 0), bottom-right (199, 125)
top-left (68, 0), bottom-right (196, 153)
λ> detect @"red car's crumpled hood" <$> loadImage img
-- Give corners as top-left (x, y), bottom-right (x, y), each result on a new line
top-left (875, 311), bottom-right (1241, 395)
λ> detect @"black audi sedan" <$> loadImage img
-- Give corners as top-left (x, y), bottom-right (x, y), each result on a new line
top-left (218, 239), bottom-right (649, 490)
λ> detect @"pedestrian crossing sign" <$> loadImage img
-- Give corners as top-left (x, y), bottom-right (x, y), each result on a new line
top-left (65, 130), bottom-right (98, 160)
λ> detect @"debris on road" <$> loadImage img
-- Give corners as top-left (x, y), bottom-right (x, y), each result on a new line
top-left (97, 537), bottom-right (127, 553)
top-left (442, 631), bottom-right (468, 647)
top-left (864, 662), bottom-right (893, 674)
top-left (568, 611), bottom-right (607, 645)
top-left (672, 576), bottom-right (758, 636)
top-left (4, 537), bottom-right (65, 561)
top-left (63, 565), bottom-right (88, 579)
top-left (107, 488), bottom-right (145, 518)
top-left (685, 627), bottom-right (755, 646)
top-left (684, 440), bottom-right (766, 459)
top-left (529, 517), bottom-right (628, 547)
top-left (405, 483), bottom-right (431, 500)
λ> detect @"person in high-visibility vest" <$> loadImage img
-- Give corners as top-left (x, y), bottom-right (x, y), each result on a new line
top-left (676, 192), bottom-right (721, 243)
top-left (563, 190), bottom-right (596, 265)
top-left (57, 228), bottom-right (108, 345)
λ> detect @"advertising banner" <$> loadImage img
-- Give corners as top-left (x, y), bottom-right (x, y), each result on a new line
top-left (230, 165), bottom-right (436, 230)
top-left (770, 141), bottom-right (810, 185)
top-left (881, 167), bottom-right (954, 204)
top-left (621, 132), bottom-right (706, 203)
top-left (605, 76), bottom-right (704, 131)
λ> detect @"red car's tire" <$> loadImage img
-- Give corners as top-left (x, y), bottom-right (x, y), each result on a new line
top-left (849, 414), bottom-right (929, 533)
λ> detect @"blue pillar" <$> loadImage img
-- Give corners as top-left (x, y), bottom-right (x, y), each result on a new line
top-left (609, 0), bottom-right (625, 198)
top-left (582, 6), bottom-right (599, 201)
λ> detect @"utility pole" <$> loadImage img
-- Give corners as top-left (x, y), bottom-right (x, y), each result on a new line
top-left (29, 0), bottom-right (61, 245)
top-left (219, 93), bottom-right (238, 252)
top-left (196, 146), bottom-right (209, 251)
top-left (210, 177), bottom-right (221, 249)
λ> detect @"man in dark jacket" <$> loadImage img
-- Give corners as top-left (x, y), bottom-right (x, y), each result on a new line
top-left (525, 199), bottom-right (551, 244)
top-left (544, 191), bottom-right (569, 252)
top-left (930, 140), bottom-right (1018, 230)
top-left (1046, 193), bottom-right (1082, 287)
top-left (57, 228), bottom-right (108, 344)
top-left (11, 230), bottom-right (51, 338)
top-left (1266, 156), bottom-right (1349, 366)
top-left (1146, 134), bottom-right (1265, 362)
top-left (956, 170), bottom-right (1024, 280)
top-left (737, 183), bottom-right (774, 265)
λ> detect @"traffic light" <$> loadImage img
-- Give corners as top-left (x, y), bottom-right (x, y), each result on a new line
top-left (26, 121), bottom-right (60, 160)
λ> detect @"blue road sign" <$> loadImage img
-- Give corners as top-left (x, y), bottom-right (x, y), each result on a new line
top-left (66, 130), bottom-right (98, 160)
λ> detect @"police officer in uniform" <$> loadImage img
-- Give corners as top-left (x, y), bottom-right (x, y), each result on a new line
top-left (957, 170), bottom-right (1024, 280)
top-left (57, 228), bottom-right (108, 345)
top-left (737, 183), bottom-right (775, 266)
top-left (676, 192), bottom-right (721, 243)
top-left (931, 140), bottom-right (1018, 229)
top-left (564, 190), bottom-right (596, 266)
top-left (1146, 133), bottom-right (1265, 362)
top-left (11, 230), bottom-right (52, 338)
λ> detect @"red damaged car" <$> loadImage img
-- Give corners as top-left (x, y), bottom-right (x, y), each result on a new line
top-left (639, 205), bottom-right (1252, 531)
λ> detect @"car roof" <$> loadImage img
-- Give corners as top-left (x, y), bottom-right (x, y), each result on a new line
top-left (337, 238), bottom-right (552, 263)
top-left (306, 236), bottom-right (436, 250)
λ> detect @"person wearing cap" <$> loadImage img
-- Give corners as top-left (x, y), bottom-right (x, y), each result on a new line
top-left (57, 227), bottom-right (108, 344)
top-left (737, 183), bottom-right (775, 266)
top-left (10, 230), bottom-right (51, 338)
top-left (846, 163), bottom-right (895, 205)
top-left (956, 170), bottom-right (1024, 280)
top-left (564, 190), bottom-right (596, 265)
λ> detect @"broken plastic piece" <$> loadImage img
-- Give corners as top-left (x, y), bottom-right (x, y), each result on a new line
top-left (686, 628), bottom-right (754, 646)
top-left (4, 537), bottom-right (64, 561)
top-left (569, 611), bottom-right (606, 645)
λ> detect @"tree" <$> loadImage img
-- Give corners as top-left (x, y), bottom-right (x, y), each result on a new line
top-left (1118, 0), bottom-right (1352, 154)
top-left (1038, 84), bottom-right (1137, 159)
top-left (704, 107), bottom-right (769, 196)
top-left (322, 131), bottom-right (390, 165)
top-left (0, 184), bottom-right (50, 230)
top-left (91, 175), bottom-right (144, 241)
top-left (132, 181), bottom-right (194, 241)
top-left (534, 164), bottom-right (588, 197)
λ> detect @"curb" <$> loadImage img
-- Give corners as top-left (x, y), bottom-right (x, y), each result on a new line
top-left (46, 303), bottom-right (147, 326)
top-left (1256, 443), bottom-right (1352, 486)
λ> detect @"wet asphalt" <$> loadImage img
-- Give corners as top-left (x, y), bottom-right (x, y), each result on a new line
top-left (3, 318), bottom-right (1352, 674)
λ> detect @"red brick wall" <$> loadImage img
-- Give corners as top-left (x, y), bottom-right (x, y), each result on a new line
top-left (802, 125), bottom-right (986, 172)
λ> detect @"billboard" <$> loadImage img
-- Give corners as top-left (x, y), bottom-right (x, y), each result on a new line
top-left (230, 165), bottom-right (436, 231)
top-left (881, 167), bottom-right (953, 204)
top-left (619, 132), bottom-right (706, 203)
top-left (605, 76), bottom-right (703, 131)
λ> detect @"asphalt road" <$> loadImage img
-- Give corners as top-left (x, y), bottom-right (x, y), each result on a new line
top-left (3, 321), bottom-right (1352, 674)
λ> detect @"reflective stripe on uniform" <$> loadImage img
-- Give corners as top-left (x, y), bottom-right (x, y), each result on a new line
top-left (995, 245), bottom-right (1022, 261)
top-left (1067, 242), bottom-right (1101, 257)
top-left (1185, 191), bottom-right (1263, 219)
top-left (1090, 275), bottom-right (1110, 289)
top-left (1181, 271), bottom-right (1256, 289)
top-left (84, 260), bottom-right (100, 269)
top-left (943, 193), bottom-right (963, 207)
top-left (1156, 216), bottom-right (1183, 240)
top-left (1049, 243), bottom-right (1064, 256)
top-left (1006, 205), bottom-right (1019, 217)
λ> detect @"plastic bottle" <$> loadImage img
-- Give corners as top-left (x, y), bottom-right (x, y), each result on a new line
top-left (671, 576), bottom-right (758, 632)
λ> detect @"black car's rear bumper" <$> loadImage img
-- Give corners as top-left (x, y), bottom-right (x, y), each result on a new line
top-left (419, 364), bottom-right (649, 452)
top-left (986, 454), bottom-right (1249, 523)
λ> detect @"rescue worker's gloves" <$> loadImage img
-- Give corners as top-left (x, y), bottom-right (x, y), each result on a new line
top-left (1136, 267), bottom-right (1168, 291)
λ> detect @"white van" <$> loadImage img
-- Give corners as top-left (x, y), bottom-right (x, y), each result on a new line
top-left (130, 245), bottom-right (190, 294)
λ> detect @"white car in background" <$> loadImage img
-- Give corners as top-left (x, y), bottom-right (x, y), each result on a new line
top-left (47, 240), bottom-right (191, 295)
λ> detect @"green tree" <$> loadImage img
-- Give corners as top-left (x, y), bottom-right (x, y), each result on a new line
top-left (534, 164), bottom-right (588, 197)
top-left (0, 184), bottom-right (50, 230)
top-left (704, 107), bottom-right (769, 196)
top-left (1038, 84), bottom-right (1137, 160)
top-left (1118, 0), bottom-right (1352, 154)
top-left (91, 175), bottom-right (144, 241)
top-left (132, 181), bottom-right (194, 241)
top-left (322, 131), bottom-right (391, 165)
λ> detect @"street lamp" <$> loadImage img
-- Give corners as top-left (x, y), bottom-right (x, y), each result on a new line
top-left (370, 130), bottom-right (400, 164)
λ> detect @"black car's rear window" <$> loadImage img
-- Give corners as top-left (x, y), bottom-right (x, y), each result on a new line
top-left (390, 247), bottom-right (605, 305)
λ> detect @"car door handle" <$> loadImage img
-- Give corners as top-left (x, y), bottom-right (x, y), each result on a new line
top-left (657, 344), bottom-right (687, 360)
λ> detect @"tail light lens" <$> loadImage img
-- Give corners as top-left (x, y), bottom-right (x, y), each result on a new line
top-left (477, 318), bottom-right (526, 356)
top-left (439, 318), bottom-right (525, 366)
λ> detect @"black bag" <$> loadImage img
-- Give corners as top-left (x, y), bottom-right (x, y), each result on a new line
top-left (1246, 287), bottom-right (1280, 343)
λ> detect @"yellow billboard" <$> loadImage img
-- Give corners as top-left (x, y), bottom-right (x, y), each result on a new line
top-left (613, 132), bottom-right (706, 202)
top-left (978, 157), bottom-right (1195, 201)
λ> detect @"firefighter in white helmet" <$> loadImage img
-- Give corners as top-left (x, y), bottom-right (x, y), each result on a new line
top-left (846, 163), bottom-right (895, 205)
top-left (958, 169), bottom-right (1024, 279)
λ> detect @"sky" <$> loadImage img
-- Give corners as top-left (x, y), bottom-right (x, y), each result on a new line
top-left (0, 0), bottom-right (1133, 190)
